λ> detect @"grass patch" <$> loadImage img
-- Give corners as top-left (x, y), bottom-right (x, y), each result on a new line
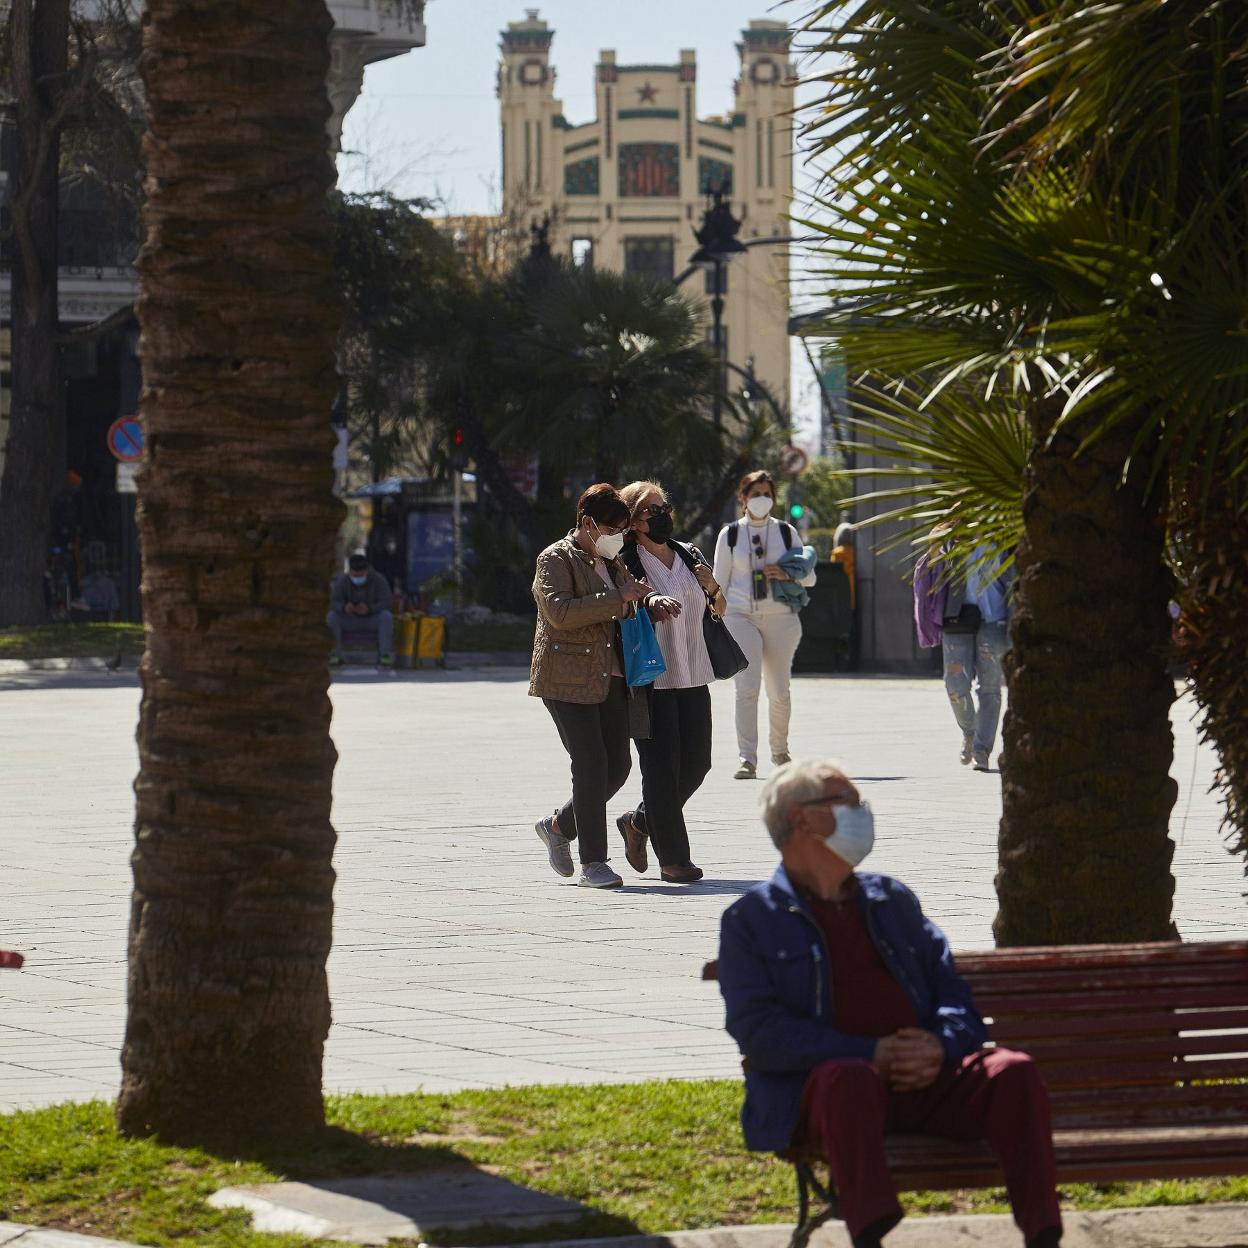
top-left (0, 623), bottom-right (145, 661)
top-left (3, 1083), bottom-right (1246, 1248)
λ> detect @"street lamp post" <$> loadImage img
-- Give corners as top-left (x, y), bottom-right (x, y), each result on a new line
top-left (688, 186), bottom-right (745, 430)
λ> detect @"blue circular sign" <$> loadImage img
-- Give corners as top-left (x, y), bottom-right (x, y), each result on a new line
top-left (107, 416), bottom-right (145, 462)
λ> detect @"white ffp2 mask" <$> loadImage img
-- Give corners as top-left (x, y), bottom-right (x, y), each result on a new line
top-left (594, 530), bottom-right (625, 560)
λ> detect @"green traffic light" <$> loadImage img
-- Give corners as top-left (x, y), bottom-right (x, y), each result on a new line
top-left (788, 503), bottom-right (804, 519)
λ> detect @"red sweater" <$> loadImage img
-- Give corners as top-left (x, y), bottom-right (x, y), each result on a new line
top-left (798, 880), bottom-right (919, 1038)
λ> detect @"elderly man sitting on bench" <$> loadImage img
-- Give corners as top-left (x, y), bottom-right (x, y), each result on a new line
top-left (717, 759), bottom-right (1062, 1248)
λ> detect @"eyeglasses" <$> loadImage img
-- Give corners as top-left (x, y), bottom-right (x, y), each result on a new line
top-left (752, 534), bottom-right (765, 556)
top-left (638, 502), bottom-right (672, 519)
top-left (797, 796), bottom-right (867, 813)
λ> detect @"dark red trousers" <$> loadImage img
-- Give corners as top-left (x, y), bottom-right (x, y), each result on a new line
top-left (797, 1048), bottom-right (1062, 1245)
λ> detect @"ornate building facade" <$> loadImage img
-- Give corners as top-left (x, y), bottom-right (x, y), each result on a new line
top-left (498, 10), bottom-right (794, 410)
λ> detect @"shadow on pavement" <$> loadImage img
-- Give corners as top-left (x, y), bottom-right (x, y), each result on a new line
top-left (618, 878), bottom-right (759, 897)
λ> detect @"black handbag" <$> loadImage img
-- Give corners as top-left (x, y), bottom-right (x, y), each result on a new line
top-left (703, 607), bottom-right (749, 680)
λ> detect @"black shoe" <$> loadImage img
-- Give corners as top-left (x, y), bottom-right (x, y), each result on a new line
top-left (853, 1212), bottom-right (902, 1248)
top-left (1027, 1229), bottom-right (1061, 1248)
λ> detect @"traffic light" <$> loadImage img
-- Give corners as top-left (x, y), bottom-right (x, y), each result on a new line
top-left (449, 428), bottom-right (467, 472)
top-left (788, 502), bottom-right (805, 521)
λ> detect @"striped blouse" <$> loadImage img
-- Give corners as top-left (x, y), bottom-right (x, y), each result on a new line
top-left (637, 545), bottom-right (715, 690)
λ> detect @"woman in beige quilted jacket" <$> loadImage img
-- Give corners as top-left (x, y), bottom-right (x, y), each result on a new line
top-left (529, 484), bottom-right (676, 889)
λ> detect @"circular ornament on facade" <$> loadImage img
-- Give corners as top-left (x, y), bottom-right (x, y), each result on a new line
top-left (750, 57), bottom-right (779, 85)
top-left (519, 58), bottom-right (548, 86)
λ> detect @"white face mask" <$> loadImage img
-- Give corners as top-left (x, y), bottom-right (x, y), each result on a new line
top-left (746, 495), bottom-right (774, 519)
top-left (823, 802), bottom-right (875, 867)
top-left (593, 527), bottom-right (625, 560)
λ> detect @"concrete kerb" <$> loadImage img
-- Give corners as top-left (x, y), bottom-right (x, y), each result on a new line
top-left (0, 658), bottom-right (118, 674)
top-left (0, 653), bottom-right (533, 676)
top-left (7, 1204), bottom-right (1248, 1248)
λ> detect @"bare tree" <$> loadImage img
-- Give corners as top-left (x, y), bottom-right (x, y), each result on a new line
top-left (1, 0), bottom-right (74, 623)
top-left (0, 0), bottom-right (141, 625)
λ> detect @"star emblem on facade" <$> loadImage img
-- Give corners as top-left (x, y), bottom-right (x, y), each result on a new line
top-left (637, 81), bottom-right (658, 104)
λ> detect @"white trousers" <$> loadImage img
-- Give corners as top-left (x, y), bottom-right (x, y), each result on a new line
top-left (724, 609), bottom-right (803, 765)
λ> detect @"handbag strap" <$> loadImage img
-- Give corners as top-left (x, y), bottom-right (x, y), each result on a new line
top-left (670, 541), bottom-right (718, 606)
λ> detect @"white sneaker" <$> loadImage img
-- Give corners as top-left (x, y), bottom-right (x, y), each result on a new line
top-left (734, 759), bottom-right (757, 779)
top-left (535, 814), bottom-right (574, 878)
top-left (578, 861), bottom-right (623, 889)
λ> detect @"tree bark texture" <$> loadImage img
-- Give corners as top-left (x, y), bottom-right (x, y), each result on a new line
top-left (0, 0), bottom-right (69, 625)
top-left (1174, 471), bottom-right (1248, 870)
top-left (116, 0), bottom-right (343, 1148)
top-left (994, 400), bottom-right (1177, 945)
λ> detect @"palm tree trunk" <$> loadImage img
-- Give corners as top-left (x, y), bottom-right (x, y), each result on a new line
top-left (994, 399), bottom-right (1176, 945)
top-left (116, 0), bottom-right (342, 1147)
top-left (1173, 470), bottom-right (1248, 871)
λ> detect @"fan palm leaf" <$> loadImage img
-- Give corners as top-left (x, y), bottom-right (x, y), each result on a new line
top-left (833, 379), bottom-right (1028, 573)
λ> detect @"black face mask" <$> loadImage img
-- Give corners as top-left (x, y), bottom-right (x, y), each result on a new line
top-left (645, 512), bottom-right (674, 543)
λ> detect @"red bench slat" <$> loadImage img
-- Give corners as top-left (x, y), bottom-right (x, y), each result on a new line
top-left (1013, 1032), bottom-right (1248, 1065)
top-left (954, 941), bottom-right (1248, 973)
top-left (978, 984), bottom-right (1248, 1016)
top-left (968, 964), bottom-right (1248, 999)
top-left (987, 1006), bottom-right (1248, 1040)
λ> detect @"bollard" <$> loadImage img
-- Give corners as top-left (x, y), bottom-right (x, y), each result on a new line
top-left (416, 615), bottom-right (446, 667)
top-left (396, 613), bottom-right (420, 669)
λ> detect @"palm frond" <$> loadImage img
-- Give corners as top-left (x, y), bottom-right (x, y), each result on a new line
top-left (832, 378), bottom-right (1028, 573)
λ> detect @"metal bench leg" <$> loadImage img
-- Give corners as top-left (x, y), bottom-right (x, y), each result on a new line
top-left (787, 1161), bottom-right (841, 1248)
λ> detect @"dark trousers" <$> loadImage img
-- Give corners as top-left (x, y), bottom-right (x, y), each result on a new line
top-left (544, 677), bottom-right (631, 865)
top-left (635, 684), bottom-right (712, 867)
top-left (798, 1049), bottom-right (1061, 1245)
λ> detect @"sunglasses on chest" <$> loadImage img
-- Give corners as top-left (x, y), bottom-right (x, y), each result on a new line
top-left (751, 534), bottom-right (767, 599)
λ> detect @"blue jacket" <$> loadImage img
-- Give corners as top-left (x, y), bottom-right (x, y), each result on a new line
top-left (717, 866), bottom-right (987, 1152)
top-left (772, 545), bottom-right (818, 611)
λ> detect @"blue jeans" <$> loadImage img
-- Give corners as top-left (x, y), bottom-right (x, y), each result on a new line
top-left (942, 621), bottom-right (1009, 758)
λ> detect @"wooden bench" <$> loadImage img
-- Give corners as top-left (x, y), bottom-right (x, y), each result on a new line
top-left (704, 940), bottom-right (1248, 1248)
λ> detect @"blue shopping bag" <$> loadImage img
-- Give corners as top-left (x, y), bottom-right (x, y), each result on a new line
top-left (619, 607), bottom-right (666, 686)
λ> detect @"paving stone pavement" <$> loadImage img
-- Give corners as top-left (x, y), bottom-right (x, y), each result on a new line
top-left (0, 666), bottom-right (1242, 1113)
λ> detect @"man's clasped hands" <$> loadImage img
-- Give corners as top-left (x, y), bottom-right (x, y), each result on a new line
top-left (873, 1028), bottom-right (946, 1092)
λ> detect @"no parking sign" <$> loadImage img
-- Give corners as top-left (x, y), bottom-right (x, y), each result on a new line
top-left (107, 416), bottom-right (145, 462)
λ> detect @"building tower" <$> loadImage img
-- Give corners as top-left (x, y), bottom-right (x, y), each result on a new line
top-left (497, 13), bottom-right (795, 411)
top-left (498, 10), bottom-right (561, 217)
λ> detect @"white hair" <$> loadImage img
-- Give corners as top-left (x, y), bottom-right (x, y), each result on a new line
top-left (759, 758), bottom-right (849, 849)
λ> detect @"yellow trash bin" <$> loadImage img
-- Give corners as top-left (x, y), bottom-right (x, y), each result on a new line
top-left (416, 615), bottom-right (446, 666)
top-left (396, 613), bottom-right (420, 669)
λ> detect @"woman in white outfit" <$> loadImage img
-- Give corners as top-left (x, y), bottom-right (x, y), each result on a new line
top-left (712, 469), bottom-right (816, 778)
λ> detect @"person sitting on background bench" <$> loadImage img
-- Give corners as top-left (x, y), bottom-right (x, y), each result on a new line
top-left (717, 759), bottom-right (1062, 1248)
top-left (328, 552), bottom-right (394, 667)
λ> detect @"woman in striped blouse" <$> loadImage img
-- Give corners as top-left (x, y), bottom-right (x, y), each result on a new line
top-left (615, 480), bottom-right (727, 884)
